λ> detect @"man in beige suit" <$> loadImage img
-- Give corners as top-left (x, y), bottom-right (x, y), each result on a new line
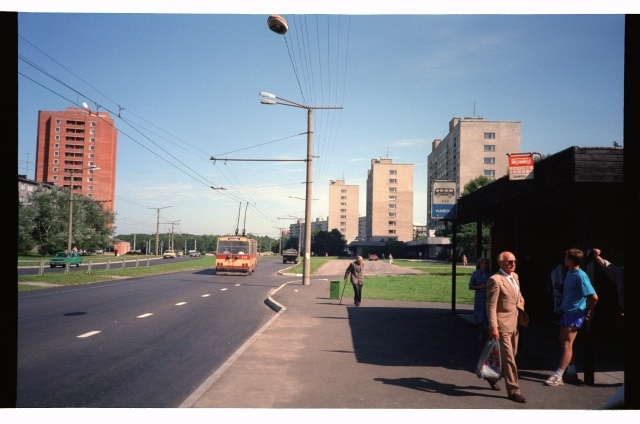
top-left (486, 251), bottom-right (528, 403)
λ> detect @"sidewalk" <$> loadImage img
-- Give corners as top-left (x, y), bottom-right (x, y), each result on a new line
top-left (183, 263), bottom-right (623, 410)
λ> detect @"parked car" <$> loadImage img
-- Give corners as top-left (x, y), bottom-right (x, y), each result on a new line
top-left (189, 250), bottom-right (200, 257)
top-left (368, 254), bottom-right (379, 261)
top-left (49, 251), bottom-right (83, 268)
top-left (163, 249), bottom-right (176, 259)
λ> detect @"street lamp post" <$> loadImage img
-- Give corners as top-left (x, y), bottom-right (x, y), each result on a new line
top-left (67, 165), bottom-right (100, 253)
top-left (149, 205), bottom-right (173, 255)
top-left (261, 92), bottom-right (342, 285)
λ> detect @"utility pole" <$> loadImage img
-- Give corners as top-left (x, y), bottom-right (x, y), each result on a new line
top-left (149, 205), bottom-right (172, 255)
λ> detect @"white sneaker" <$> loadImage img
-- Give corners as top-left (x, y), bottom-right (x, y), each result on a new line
top-left (545, 373), bottom-right (564, 386)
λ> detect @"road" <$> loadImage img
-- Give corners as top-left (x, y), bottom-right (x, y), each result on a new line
top-left (17, 258), bottom-right (287, 407)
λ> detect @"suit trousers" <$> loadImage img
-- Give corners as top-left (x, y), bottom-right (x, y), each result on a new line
top-left (498, 329), bottom-right (521, 395)
top-left (351, 282), bottom-right (362, 304)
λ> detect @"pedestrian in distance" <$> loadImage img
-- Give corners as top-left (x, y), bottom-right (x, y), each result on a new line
top-left (388, 253), bottom-right (393, 265)
top-left (462, 254), bottom-right (468, 266)
top-left (344, 255), bottom-right (365, 307)
top-left (469, 257), bottom-right (491, 341)
top-left (486, 251), bottom-right (529, 403)
top-left (545, 248), bottom-right (598, 387)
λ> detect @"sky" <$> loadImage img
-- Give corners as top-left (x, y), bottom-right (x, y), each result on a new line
top-left (15, 2), bottom-right (628, 240)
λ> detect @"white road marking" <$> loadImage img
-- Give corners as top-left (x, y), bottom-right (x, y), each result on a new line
top-left (175, 302), bottom-right (187, 306)
top-left (235, 284), bottom-right (241, 287)
top-left (202, 294), bottom-right (211, 297)
top-left (77, 331), bottom-right (101, 338)
top-left (137, 313), bottom-right (153, 318)
top-left (220, 288), bottom-right (228, 291)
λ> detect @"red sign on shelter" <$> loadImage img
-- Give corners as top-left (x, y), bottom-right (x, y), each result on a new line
top-left (508, 153), bottom-right (534, 180)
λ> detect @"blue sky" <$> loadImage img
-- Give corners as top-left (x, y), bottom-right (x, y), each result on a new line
top-left (16, 3), bottom-right (627, 239)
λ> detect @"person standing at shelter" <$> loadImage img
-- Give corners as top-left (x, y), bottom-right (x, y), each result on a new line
top-left (486, 251), bottom-right (528, 403)
top-left (469, 257), bottom-right (491, 341)
top-left (344, 255), bottom-right (365, 307)
top-left (545, 248), bottom-right (598, 387)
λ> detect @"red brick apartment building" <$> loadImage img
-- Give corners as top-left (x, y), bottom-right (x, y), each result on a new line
top-left (35, 107), bottom-right (118, 214)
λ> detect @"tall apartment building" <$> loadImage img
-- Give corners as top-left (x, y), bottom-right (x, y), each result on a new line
top-left (35, 107), bottom-right (118, 214)
top-left (327, 179), bottom-right (359, 242)
top-left (427, 117), bottom-right (520, 231)
top-left (366, 158), bottom-right (414, 242)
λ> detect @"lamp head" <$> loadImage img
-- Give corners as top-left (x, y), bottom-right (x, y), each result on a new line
top-left (267, 14), bottom-right (288, 35)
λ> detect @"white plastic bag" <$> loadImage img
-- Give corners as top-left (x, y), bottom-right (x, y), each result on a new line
top-left (476, 338), bottom-right (502, 381)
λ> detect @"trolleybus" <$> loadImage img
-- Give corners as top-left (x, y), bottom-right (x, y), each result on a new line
top-left (215, 235), bottom-right (258, 275)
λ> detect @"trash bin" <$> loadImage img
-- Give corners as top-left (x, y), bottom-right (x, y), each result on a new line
top-left (329, 280), bottom-right (341, 299)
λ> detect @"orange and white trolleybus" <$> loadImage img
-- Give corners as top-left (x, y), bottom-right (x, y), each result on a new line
top-left (215, 235), bottom-right (258, 275)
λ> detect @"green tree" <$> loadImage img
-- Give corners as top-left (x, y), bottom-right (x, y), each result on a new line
top-left (311, 229), bottom-right (346, 256)
top-left (20, 187), bottom-right (114, 255)
top-left (18, 198), bottom-right (36, 254)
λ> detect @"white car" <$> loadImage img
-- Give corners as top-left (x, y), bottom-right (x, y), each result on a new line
top-left (163, 249), bottom-right (176, 259)
top-left (189, 250), bottom-right (200, 257)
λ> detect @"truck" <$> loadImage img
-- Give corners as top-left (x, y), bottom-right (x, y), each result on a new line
top-left (49, 251), bottom-right (83, 268)
top-left (282, 249), bottom-right (300, 264)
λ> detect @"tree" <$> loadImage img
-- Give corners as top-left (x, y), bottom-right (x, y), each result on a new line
top-left (18, 198), bottom-right (36, 253)
top-left (311, 229), bottom-right (346, 256)
top-left (19, 187), bottom-right (114, 255)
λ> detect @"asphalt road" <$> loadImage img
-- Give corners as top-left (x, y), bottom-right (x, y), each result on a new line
top-left (17, 258), bottom-right (285, 407)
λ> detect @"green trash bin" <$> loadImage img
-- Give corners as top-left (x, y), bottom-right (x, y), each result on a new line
top-left (329, 280), bottom-right (341, 299)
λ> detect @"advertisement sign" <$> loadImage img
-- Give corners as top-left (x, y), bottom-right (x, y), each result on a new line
top-left (432, 181), bottom-right (457, 219)
top-left (508, 154), bottom-right (534, 180)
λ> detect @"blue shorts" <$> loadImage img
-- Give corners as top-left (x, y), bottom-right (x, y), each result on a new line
top-left (560, 312), bottom-right (586, 328)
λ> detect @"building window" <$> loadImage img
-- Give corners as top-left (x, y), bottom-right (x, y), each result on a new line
top-left (55, 127), bottom-right (60, 132)
top-left (52, 167), bottom-right (58, 172)
top-left (55, 135), bottom-right (60, 140)
top-left (484, 132), bottom-right (496, 139)
top-left (484, 170), bottom-right (495, 177)
top-left (341, 189), bottom-right (347, 193)
top-left (54, 151), bottom-right (59, 156)
top-left (389, 204), bottom-right (396, 209)
top-left (388, 196), bottom-right (396, 200)
top-left (340, 209), bottom-right (347, 213)
top-left (90, 138), bottom-right (95, 142)
top-left (484, 157), bottom-right (495, 164)
top-left (341, 196), bottom-right (346, 200)
top-left (388, 221), bottom-right (396, 226)
top-left (90, 130), bottom-right (95, 135)
top-left (90, 122), bottom-right (96, 126)
top-left (340, 202), bottom-right (346, 206)
top-left (389, 179), bottom-right (397, 184)
top-left (90, 146), bottom-right (95, 150)
top-left (389, 213), bottom-right (396, 217)
top-left (89, 153), bottom-right (94, 158)
top-left (484, 145), bottom-right (495, 152)
top-left (56, 119), bottom-right (62, 124)
top-left (52, 175), bottom-right (58, 180)
top-left (54, 143), bottom-right (60, 148)
top-left (88, 186), bottom-right (93, 191)
top-left (53, 159), bottom-right (59, 164)
top-left (340, 215), bottom-right (347, 219)
top-left (388, 230), bottom-right (396, 234)
top-left (340, 222), bottom-right (346, 226)
top-left (389, 170), bottom-right (397, 175)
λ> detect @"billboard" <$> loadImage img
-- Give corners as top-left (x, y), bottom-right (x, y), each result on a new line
top-left (431, 181), bottom-right (457, 219)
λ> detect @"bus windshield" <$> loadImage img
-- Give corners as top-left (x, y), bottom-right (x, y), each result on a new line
top-left (218, 241), bottom-right (249, 254)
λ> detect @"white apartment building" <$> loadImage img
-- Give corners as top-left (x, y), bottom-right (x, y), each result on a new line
top-left (328, 179), bottom-right (359, 242)
top-left (427, 117), bottom-right (520, 231)
top-left (366, 158), bottom-right (414, 242)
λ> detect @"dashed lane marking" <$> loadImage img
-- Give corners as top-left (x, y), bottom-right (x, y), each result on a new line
top-left (220, 288), bottom-right (228, 291)
top-left (77, 331), bottom-right (101, 338)
top-left (202, 294), bottom-right (211, 297)
top-left (175, 302), bottom-right (187, 306)
top-left (137, 313), bottom-right (153, 318)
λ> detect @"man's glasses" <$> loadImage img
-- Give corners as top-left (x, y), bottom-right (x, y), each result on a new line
top-left (506, 260), bottom-right (516, 265)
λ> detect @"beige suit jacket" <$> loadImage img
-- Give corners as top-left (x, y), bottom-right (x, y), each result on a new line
top-left (486, 271), bottom-right (525, 332)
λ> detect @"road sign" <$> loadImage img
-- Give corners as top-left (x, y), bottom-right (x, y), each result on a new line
top-left (432, 181), bottom-right (457, 219)
top-left (508, 153), bottom-right (535, 180)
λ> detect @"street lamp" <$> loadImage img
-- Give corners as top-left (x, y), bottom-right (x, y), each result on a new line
top-left (149, 205), bottom-right (173, 255)
top-left (67, 165), bottom-right (100, 253)
top-left (260, 91), bottom-right (342, 285)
